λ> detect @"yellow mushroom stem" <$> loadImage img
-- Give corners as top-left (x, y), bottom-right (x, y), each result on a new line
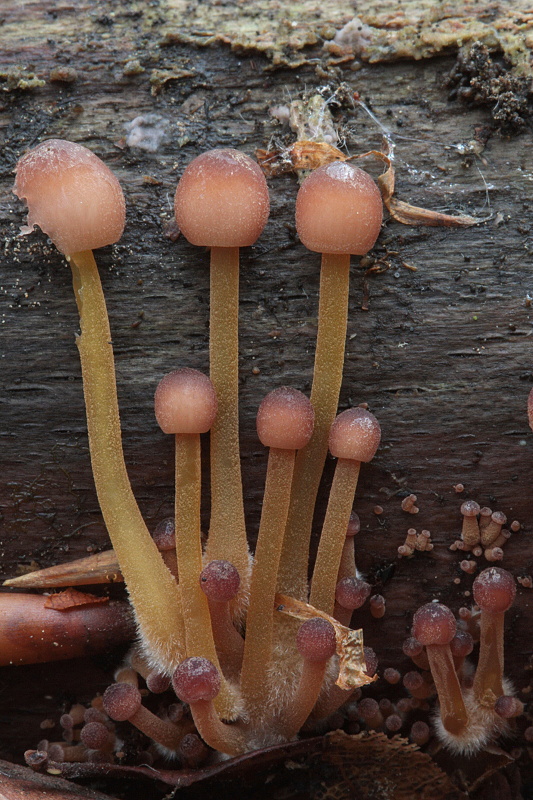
top-left (174, 432), bottom-right (238, 719)
top-left (69, 249), bottom-right (185, 667)
top-left (240, 447), bottom-right (297, 712)
top-left (310, 458), bottom-right (360, 616)
top-left (278, 252), bottom-right (350, 599)
top-left (205, 246), bottom-right (249, 586)
top-left (426, 644), bottom-right (469, 735)
top-left (473, 610), bottom-right (505, 702)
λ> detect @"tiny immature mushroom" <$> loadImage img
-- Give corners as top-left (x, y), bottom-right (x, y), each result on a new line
top-left (460, 500), bottom-right (481, 549)
top-left (472, 566), bottom-right (516, 703)
top-left (412, 603), bottom-right (469, 737)
top-left (335, 512), bottom-right (361, 605)
top-left (154, 368), bottom-right (231, 710)
top-left (103, 682), bottom-right (184, 752)
top-left (401, 494), bottom-right (419, 514)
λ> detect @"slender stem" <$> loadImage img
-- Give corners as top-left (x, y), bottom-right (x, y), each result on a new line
top-left (279, 660), bottom-right (327, 740)
top-left (69, 250), bottom-right (185, 668)
top-left (205, 247), bottom-right (250, 585)
top-left (473, 611), bottom-right (505, 701)
top-left (427, 644), bottom-right (469, 735)
top-left (240, 448), bottom-right (296, 711)
top-left (189, 700), bottom-right (247, 756)
top-left (207, 599), bottom-right (244, 680)
top-left (310, 458), bottom-right (361, 616)
top-left (277, 253), bottom-right (351, 600)
top-left (174, 433), bottom-right (237, 718)
top-left (334, 536), bottom-right (357, 625)
top-left (130, 706), bottom-right (184, 751)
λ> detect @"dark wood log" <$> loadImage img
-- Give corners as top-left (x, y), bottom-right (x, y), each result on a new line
top-left (1, 1), bottom-right (532, 795)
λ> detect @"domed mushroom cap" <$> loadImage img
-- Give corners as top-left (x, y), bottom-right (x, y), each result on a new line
top-left (296, 617), bottom-right (337, 663)
top-left (295, 161), bottom-right (382, 255)
top-left (172, 657), bottom-right (221, 703)
top-left (473, 567), bottom-right (516, 614)
top-left (328, 407), bottom-right (381, 462)
top-left (174, 148), bottom-right (270, 247)
top-left (256, 387), bottom-right (314, 450)
top-left (412, 603), bottom-right (456, 646)
top-left (103, 683), bottom-right (141, 721)
top-left (154, 368), bottom-right (217, 435)
top-left (14, 139), bottom-right (125, 256)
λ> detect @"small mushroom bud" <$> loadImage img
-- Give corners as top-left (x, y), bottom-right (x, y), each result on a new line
top-left (335, 576), bottom-right (371, 611)
top-left (200, 561), bottom-right (244, 678)
top-left (154, 368), bottom-right (218, 435)
top-left (241, 389), bottom-right (314, 713)
top-left (280, 618), bottom-right (337, 741)
top-left (103, 682), bottom-right (182, 751)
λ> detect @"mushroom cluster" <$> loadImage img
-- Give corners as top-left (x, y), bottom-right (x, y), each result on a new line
top-left (408, 567), bottom-right (520, 754)
top-left (9, 140), bottom-right (524, 769)
top-left (12, 141), bottom-right (383, 760)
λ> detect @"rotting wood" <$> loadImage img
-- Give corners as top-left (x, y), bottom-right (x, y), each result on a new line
top-left (0, 1), bottom-right (532, 796)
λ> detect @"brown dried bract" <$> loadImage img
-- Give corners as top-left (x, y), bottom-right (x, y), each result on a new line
top-left (274, 592), bottom-right (375, 691)
top-left (257, 140), bottom-right (483, 228)
top-left (44, 589), bottom-right (109, 611)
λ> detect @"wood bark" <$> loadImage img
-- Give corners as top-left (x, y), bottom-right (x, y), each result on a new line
top-left (1, 0), bottom-right (532, 795)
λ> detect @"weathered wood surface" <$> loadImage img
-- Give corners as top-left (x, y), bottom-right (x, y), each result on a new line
top-left (1, 0), bottom-right (533, 791)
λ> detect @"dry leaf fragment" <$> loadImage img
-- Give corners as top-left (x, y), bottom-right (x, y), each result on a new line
top-left (3, 550), bottom-right (123, 588)
top-left (44, 589), bottom-right (109, 611)
top-left (257, 141), bottom-right (484, 227)
top-left (274, 593), bottom-right (375, 691)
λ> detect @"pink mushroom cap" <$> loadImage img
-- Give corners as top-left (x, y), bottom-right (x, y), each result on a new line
top-left (174, 148), bottom-right (269, 247)
top-left (14, 139), bottom-right (125, 256)
top-left (256, 386), bottom-right (314, 450)
top-left (473, 567), bottom-right (516, 614)
top-left (412, 603), bottom-right (456, 646)
top-left (328, 407), bottom-right (381, 462)
top-left (154, 368), bottom-right (217, 435)
top-left (295, 161), bottom-right (382, 255)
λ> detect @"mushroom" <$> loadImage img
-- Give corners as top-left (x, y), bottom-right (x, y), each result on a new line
top-left (279, 161), bottom-right (382, 600)
top-left (103, 682), bottom-right (184, 751)
top-left (412, 603), bottom-right (469, 737)
top-left (240, 387), bottom-right (314, 713)
top-left (472, 566), bottom-right (516, 702)
top-left (13, 139), bottom-right (184, 670)
top-left (310, 407), bottom-right (381, 615)
top-left (174, 149), bottom-right (270, 587)
top-left (172, 657), bottom-right (246, 756)
top-left (199, 559), bottom-right (244, 679)
top-left (154, 368), bottom-right (237, 717)
top-left (460, 500), bottom-right (480, 550)
top-left (280, 617), bottom-right (337, 740)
